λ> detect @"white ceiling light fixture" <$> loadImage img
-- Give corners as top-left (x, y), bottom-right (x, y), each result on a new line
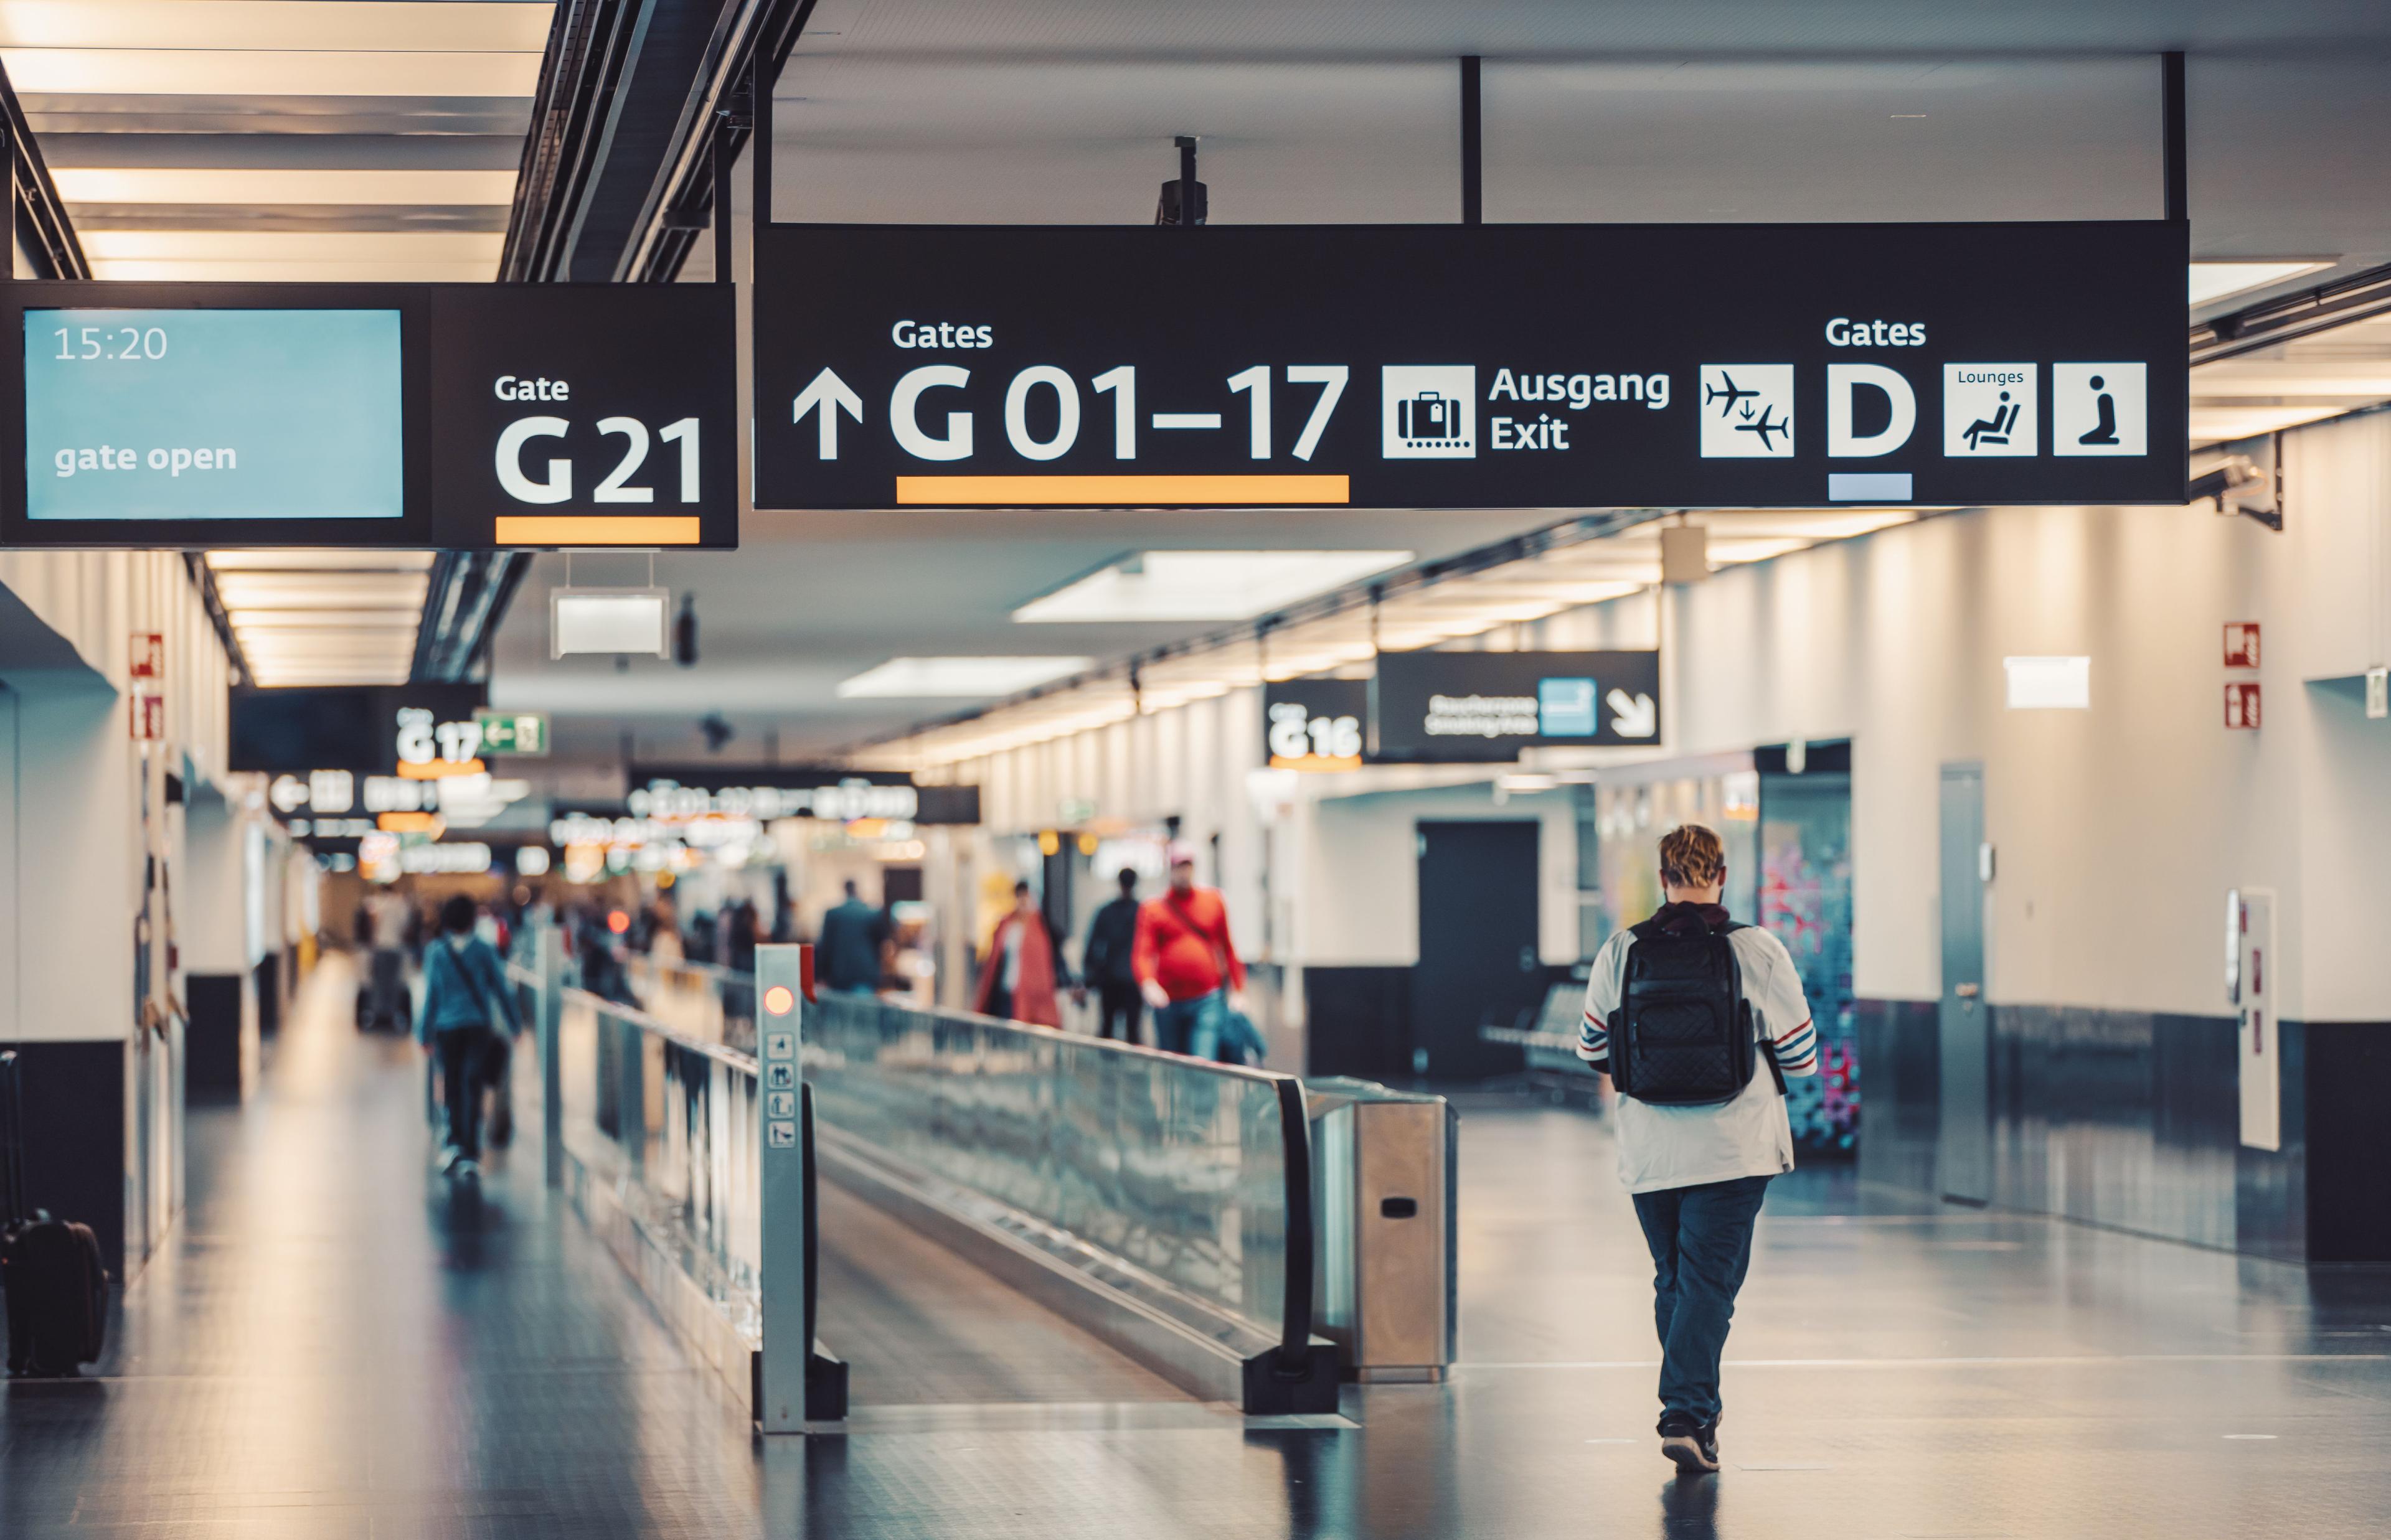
top-left (2189, 261), bottom-right (2333, 309)
top-left (206, 548), bottom-right (433, 687)
top-left (552, 588), bottom-right (671, 659)
top-left (1012, 550), bottom-right (1415, 624)
top-left (838, 657), bottom-right (1095, 698)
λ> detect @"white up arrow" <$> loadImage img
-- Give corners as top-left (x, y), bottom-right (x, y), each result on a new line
top-left (791, 368), bottom-right (864, 459)
top-left (1606, 688), bottom-right (1658, 739)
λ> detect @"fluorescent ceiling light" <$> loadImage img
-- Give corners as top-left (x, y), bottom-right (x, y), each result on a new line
top-left (0, 2), bottom-right (555, 53)
top-left (51, 167), bottom-right (517, 206)
top-left (83, 230), bottom-right (506, 262)
top-left (208, 549), bottom-right (435, 571)
top-left (90, 260), bottom-right (498, 283)
top-left (0, 47), bottom-right (541, 98)
top-left (2189, 261), bottom-right (2332, 309)
top-left (838, 657), bottom-right (1094, 698)
top-left (1014, 550), bottom-right (1413, 624)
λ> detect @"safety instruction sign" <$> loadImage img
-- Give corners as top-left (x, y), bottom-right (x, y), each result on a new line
top-left (752, 220), bottom-right (2186, 511)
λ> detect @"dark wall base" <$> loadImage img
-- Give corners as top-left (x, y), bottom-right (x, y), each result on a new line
top-left (186, 972), bottom-right (251, 1102)
top-left (254, 954), bottom-right (283, 1039)
top-left (1856, 998), bottom-right (1938, 1195)
top-left (2306, 1022), bottom-right (2391, 1263)
top-left (4, 1038), bottom-right (128, 1279)
top-left (1304, 966), bottom-right (1414, 1081)
top-left (1854, 998), bottom-right (2379, 1264)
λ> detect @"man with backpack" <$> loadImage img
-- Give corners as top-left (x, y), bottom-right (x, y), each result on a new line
top-left (1577, 824), bottom-right (1817, 1475)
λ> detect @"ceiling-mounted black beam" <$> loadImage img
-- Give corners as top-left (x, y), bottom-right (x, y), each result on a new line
top-left (633, 0), bottom-right (819, 281)
top-left (2191, 258), bottom-right (2391, 367)
top-left (1, 59), bottom-right (88, 279)
top-left (1460, 56), bottom-right (1483, 226)
top-left (414, 552), bottom-right (532, 684)
top-left (2161, 51), bottom-right (2187, 223)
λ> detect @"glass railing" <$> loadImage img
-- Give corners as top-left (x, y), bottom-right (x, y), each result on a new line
top-left (805, 991), bottom-right (1315, 1358)
top-left (553, 984), bottom-right (764, 1341)
top-left (522, 934), bottom-right (1318, 1373)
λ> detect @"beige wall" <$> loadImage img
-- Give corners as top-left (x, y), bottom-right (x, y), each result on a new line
top-left (931, 410), bottom-right (2391, 1026)
top-left (0, 550), bottom-right (238, 1041)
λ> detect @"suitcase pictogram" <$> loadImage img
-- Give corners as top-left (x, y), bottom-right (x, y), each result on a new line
top-left (1398, 391), bottom-right (1461, 442)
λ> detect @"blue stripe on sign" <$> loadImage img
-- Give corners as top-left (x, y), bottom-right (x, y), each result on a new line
top-left (1828, 472), bottom-right (1911, 502)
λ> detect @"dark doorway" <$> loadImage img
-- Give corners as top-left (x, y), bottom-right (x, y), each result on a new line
top-left (1412, 820), bottom-right (1540, 1081)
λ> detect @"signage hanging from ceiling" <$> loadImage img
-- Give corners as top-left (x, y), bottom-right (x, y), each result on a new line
top-left (625, 765), bottom-right (984, 825)
top-left (1263, 678), bottom-right (1369, 771)
top-left (1, 283), bottom-right (737, 549)
top-left (229, 683), bottom-right (489, 774)
top-left (1371, 650), bottom-right (1662, 763)
top-left (750, 220), bottom-right (2186, 512)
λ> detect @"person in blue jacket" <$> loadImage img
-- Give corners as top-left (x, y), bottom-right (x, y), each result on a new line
top-left (417, 894), bottom-right (521, 1177)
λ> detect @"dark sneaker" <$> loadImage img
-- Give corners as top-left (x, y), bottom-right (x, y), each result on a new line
top-left (1658, 1412), bottom-right (1720, 1473)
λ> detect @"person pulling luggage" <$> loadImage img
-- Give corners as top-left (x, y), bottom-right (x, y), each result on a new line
top-left (1577, 823), bottom-right (1818, 1475)
top-left (417, 896), bottom-right (522, 1180)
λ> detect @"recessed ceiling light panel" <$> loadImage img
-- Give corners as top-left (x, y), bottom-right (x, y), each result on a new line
top-left (1013, 550), bottom-right (1413, 624)
top-left (837, 657), bottom-right (1094, 698)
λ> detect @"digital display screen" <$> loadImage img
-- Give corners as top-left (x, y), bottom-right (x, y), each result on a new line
top-left (26, 308), bottom-right (403, 522)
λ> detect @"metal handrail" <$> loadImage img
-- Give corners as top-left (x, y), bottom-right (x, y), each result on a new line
top-left (565, 984), bottom-right (758, 1075)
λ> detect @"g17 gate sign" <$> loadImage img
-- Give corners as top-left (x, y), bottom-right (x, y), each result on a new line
top-left (752, 220), bottom-right (2187, 512)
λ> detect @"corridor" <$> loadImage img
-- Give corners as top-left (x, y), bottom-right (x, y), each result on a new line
top-left (6, 962), bottom-right (2391, 1539)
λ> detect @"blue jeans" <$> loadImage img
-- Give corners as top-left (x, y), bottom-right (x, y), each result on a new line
top-left (1151, 990), bottom-right (1226, 1059)
top-left (1629, 1173), bottom-right (1771, 1424)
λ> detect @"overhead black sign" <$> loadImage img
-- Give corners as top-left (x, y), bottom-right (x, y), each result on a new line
top-left (624, 766), bottom-right (981, 825)
top-left (1372, 650), bottom-right (1662, 763)
top-left (1262, 678), bottom-right (1369, 770)
top-left (752, 221), bottom-right (2186, 512)
top-left (230, 683), bottom-right (488, 773)
top-left (2, 282), bottom-right (737, 549)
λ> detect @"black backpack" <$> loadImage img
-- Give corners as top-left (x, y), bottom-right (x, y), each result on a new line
top-left (1606, 919), bottom-right (1783, 1106)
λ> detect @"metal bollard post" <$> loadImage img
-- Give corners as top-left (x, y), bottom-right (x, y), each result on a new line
top-left (753, 944), bottom-right (809, 1432)
top-left (537, 924), bottom-right (565, 1188)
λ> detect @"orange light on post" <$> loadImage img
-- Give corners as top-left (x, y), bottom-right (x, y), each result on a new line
top-left (763, 984), bottom-right (796, 1017)
top-left (607, 909), bottom-right (630, 934)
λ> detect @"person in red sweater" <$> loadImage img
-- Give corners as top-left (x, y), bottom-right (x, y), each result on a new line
top-left (1133, 842), bottom-right (1245, 1059)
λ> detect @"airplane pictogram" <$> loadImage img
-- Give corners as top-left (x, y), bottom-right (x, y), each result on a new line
top-left (1735, 403), bottom-right (1789, 451)
top-left (1703, 372), bottom-right (1760, 418)
top-left (1697, 364), bottom-right (1794, 458)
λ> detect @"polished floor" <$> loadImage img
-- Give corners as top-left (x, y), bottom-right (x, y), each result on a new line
top-left (5, 963), bottom-right (2389, 1538)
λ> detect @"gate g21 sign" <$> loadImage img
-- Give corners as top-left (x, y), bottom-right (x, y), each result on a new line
top-left (751, 220), bottom-right (2185, 512)
top-left (3, 283), bottom-right (737, 548)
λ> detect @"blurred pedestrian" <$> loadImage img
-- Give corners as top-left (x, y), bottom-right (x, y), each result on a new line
top-left (1134, 842), bottom-right (1245, 1058)
top-left (417, 895), bottom-right (522, 1179)
top-left (975, 881), bottom-right (1060, 1026)
top-left (1077, 867), bottom-right (1146, 1044)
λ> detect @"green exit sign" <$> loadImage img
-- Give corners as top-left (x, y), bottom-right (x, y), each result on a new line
top-left (474, 710), bottom-right (549, 756)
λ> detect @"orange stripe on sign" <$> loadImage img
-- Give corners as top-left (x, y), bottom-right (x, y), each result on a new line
top-left (894, 474), bottom-right (1351, 506)
top-left (494, 515), bottom-right (704, 546)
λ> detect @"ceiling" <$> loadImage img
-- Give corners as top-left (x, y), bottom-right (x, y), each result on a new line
top-left (1, 0), bottom-right (550, 281)
top-left (11, 0), bottom-right (2391, 765)
top-left (503, 1), bottom-right (2391, 784)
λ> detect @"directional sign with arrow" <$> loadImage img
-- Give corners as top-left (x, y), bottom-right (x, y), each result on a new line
top-left (1370, 649), bottom-right (1664, 761)
top-left (793, 368), bottom-right (864, 458)
top-left (1606, 689), bottom-right (1659, 739)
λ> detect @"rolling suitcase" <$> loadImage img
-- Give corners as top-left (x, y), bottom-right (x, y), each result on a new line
top-left (1, 1049), bottom-right (111, 1378)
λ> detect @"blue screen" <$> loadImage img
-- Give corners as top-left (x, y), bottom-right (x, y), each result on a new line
top-left (26, 308), bottom-right (403, 521)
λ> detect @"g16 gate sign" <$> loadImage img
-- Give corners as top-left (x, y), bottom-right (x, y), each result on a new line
top-left (752, 220), bottom-right (2187, 512)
